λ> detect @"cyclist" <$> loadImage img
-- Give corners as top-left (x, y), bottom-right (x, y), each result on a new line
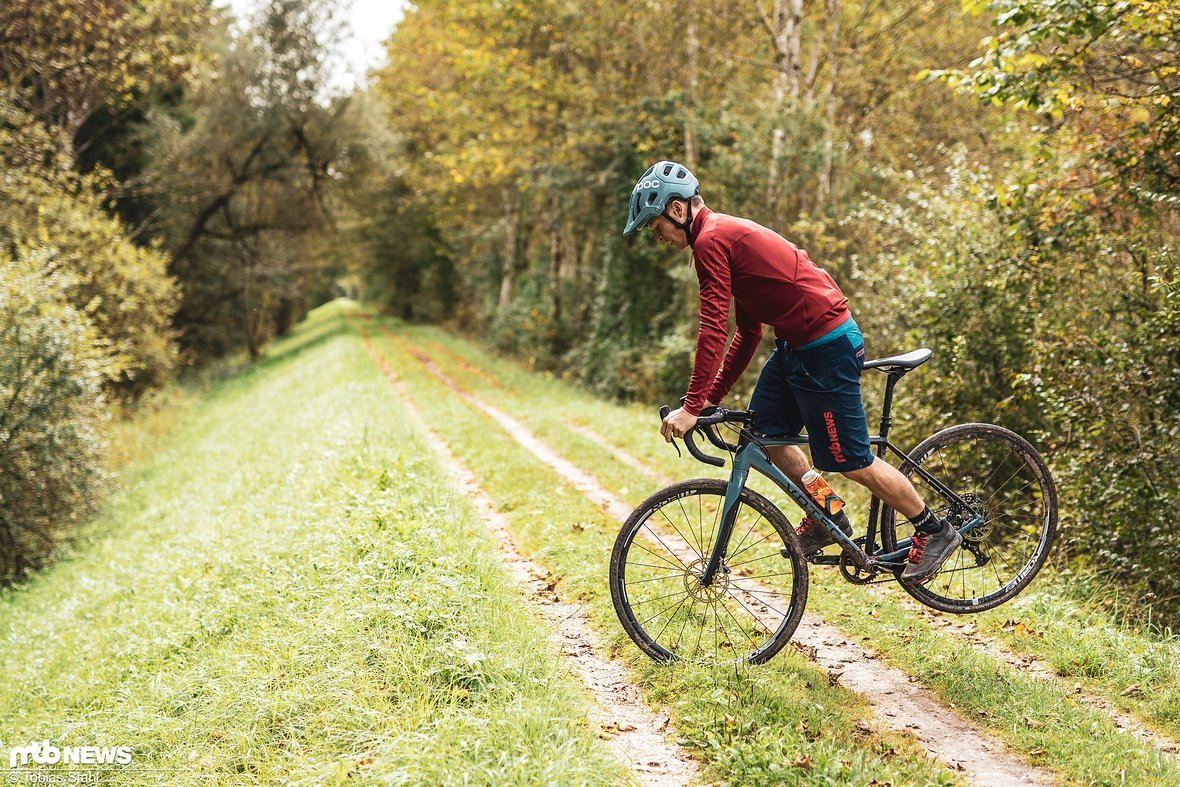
top-left (623, 160), bottom-right (962, 582)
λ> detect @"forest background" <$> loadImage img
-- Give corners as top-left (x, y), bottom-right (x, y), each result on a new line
top-left (1, 0), bottom-right (1177, 623)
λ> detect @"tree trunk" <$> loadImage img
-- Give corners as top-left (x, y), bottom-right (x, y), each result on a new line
top-left (547, 232), bottom-right (561, 320)
top-left (765, 0), bottom-right (804, 216)
top-left (815, 0), bottom-right (841, 214)
top-left (684, 8), bottom-right (699, 168)
top-left (498, 189), bottom-right (517, 309)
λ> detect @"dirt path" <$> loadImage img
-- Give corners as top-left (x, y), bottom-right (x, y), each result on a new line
top-left (570, 421), bottom-right (1180, 769)
top-left (349, 317), bottom-right (700, 786)
top-left (387, 326), bottom-right (1060, 787)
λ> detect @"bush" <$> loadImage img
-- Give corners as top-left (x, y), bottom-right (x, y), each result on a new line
top-left (0, 250), bottom-right (110, 580)
top-left (0, 98), bottom-right (178, 395)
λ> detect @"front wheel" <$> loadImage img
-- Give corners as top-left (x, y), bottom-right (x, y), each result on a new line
top-left (609, 479), bottom-right (808, 664)
top-left (882, 423), bottom-right (1058, 613)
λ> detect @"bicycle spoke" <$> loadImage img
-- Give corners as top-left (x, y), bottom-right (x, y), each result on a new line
top-left (637, 524), bottom-right (690, 570)
top-left (652, 594), bottom-right (693, 645)
top-left (727, 551), bottom-right (779, 569)
top-left (637, 592), bottom-right (694, 629)
top-left (726, 529), bottom-right (776, 564)
top-left (727, 506), bottom-right (763, 561)
top-left (658, 507), bottom-right (703, 562)
top-left (624, 572), bottom-right (685, 585)
top-left (632, 587), bottom-right (694, 609)
top-left (675, 496), bottom-right (704, 558)
top-left (630, 540), bottom-right (686, 571)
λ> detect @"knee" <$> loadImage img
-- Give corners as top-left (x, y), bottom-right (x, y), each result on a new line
top-left (839, 460), bottom-right (877, 483)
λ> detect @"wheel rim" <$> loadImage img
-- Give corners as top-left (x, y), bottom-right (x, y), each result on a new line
top-left (618, 490), bottom-right (801, 664)
top-left (898, 430), bottom-right (1053, 606)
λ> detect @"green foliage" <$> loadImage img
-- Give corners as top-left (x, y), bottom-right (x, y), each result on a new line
top-left (0, 99), bottom-right (178, 392)
top-left (141, 0), bottom-right (361, 359)
top-left (0, 0), bottom-right (209, 146)
top-left (928, 0), bottom-right (1180, 204)
top-left (0, 250), bottom-right (109, 580)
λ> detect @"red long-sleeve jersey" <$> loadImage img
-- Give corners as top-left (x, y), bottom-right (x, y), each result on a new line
top-left (682, 206), bottom-right (850, 416)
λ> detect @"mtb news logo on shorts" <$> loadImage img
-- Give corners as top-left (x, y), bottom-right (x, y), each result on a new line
top-left (6, 739), bottom-right (133, 768)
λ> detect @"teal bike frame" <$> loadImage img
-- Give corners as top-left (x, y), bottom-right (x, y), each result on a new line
top-left (694, 371), bottom-right (987, 588)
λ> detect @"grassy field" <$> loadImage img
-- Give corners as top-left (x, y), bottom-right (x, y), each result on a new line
top-left (382, 313), bottom-right (1180, 784)
top-left (0, 304), bottom-right (629, 785)
top-left (6, 299), bottom-right (1179, 786)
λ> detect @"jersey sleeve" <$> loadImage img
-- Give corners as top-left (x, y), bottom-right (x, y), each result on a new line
top-left (683, 238), bottom-right (731, 416)
top-left (705, 301), bottom-right (763, 405)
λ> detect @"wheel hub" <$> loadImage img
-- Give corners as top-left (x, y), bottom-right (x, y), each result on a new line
top-left (683, 558), bottom-right (730, 602)
top-left (953, 492), bottom-right (992, 543)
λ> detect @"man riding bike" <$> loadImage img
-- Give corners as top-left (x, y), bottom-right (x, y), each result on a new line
top-left (623, 160), bottom-right (962, 582)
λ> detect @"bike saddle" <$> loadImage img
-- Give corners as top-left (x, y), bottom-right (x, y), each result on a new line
top-left (863, 348), bottom-right (932, 373)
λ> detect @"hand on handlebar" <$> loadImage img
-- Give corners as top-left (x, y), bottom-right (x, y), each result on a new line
top-left (659, 407), bottom-right (698, 442)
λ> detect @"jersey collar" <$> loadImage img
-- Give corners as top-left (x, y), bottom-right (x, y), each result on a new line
top-left (688, 204), bottom-right (711, 248)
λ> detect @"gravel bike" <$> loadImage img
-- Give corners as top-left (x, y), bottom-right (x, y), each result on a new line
top-left (608, 348), bottom-right (1058, 664)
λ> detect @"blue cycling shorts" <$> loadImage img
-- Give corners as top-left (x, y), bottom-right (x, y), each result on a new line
top-left (748, 318), bottom-right (874, 473)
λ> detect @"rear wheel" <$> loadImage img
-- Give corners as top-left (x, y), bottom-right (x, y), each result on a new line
top-left (882, 423), bottom-right (1057, 613)
top-left (609, 479), bottom-right (808, 664)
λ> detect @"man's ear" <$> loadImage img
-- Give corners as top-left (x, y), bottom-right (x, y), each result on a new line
top-left (667, 198), bottom-right (687, 222)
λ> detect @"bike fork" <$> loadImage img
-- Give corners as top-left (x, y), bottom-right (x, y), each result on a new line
top-left (699, 466), bottom-right (750, 586)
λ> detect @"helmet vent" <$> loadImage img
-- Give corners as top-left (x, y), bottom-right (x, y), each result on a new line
top-left (676, 168), bottom-right (687, 178)
top-left (662, 163), bottom-right (673, 176)
top-left (645, 192), bottom-right (656, 204)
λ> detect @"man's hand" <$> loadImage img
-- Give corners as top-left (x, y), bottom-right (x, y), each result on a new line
top-left (660, 407), bottom-right (699, 442)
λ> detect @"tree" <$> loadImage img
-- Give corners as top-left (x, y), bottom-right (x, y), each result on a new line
top-left (142, 0), bottom-right (359, 358)
top-left (0, 0), bottom-right (208, 151)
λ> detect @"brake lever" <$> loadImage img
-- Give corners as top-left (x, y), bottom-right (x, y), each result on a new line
top-left (658, 405), bottom-right (682, 458)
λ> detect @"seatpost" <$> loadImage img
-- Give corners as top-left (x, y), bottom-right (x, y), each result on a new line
top-left (878, 372), bottom-right (900, 449)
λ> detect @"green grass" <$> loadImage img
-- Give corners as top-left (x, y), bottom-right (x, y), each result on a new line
top-left (367, 312), bottom-right (961, 786)
top-left (388, 315), bottom-right (1180, 784)
top-left (0, 302), bottom-right (628, 786)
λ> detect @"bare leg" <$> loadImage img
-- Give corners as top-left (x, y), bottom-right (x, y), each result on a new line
top-left (766, 444), bottom-right (811, 488)
top-left (841, 457), bottom-right (925, 520)
top-left (769, 447), bottom-right (926, 522)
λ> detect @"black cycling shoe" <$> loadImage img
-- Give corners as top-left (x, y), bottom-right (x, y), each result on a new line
top-left (901, 524), bottom-right (964, 583)
top-left (795, 516), bottom-right (853, 555)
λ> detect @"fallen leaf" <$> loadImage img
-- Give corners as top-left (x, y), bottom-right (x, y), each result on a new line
top-left (792, 754), bottom-right (814, 769)
top-left (1024, 717), bottom-right (1046, 729)
top-left (1121, 684), bottom-right (1142, 697)
top-left (1029, 748), bottom-right (1046, 756)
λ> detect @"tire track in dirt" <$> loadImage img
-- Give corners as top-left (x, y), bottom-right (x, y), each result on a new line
top-left (570, 420), bottom-right (1180, 769)
top-left (347, 316), bottom-right (700, 786)
top-left (381, 323), bottom-right (1057, 787)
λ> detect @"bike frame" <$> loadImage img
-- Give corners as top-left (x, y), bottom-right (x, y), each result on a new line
top-left (698, 370), bottom-right (985, 587)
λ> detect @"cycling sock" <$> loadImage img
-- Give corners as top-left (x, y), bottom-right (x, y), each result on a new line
top-left (909, 505), bottom-right (945, 534)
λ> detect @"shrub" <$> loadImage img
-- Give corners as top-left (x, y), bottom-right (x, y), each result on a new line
top-left (0, 249), bottom-right (110, 579)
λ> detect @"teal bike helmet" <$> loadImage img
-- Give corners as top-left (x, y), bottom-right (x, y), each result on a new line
top-left (623, 160), bottom-right (700, 236)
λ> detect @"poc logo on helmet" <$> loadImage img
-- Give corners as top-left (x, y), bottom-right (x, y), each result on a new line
top-left (637, 179), bottom-right (662, 191)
